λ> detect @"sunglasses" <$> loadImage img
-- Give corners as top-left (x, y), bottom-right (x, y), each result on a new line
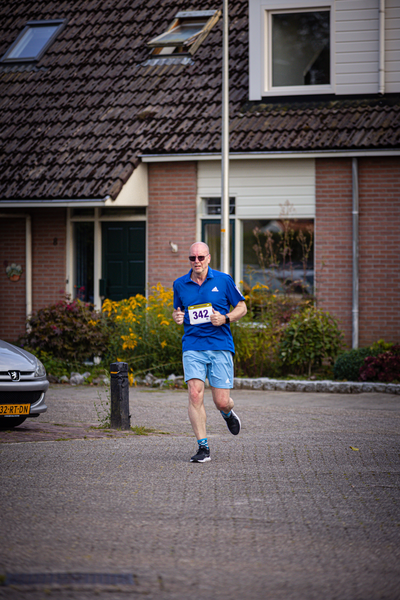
top-left (189, 255), bottom-right (208, 262)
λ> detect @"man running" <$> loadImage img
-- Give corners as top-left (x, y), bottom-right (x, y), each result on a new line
top-left (172, 241), bottom-right (247, 462)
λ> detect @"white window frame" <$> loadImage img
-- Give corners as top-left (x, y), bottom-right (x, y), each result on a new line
top-left (249, 0), bottom-right (335, 100)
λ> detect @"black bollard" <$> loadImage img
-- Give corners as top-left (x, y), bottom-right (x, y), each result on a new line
top-left (110, 362), bottom-right (130, 430)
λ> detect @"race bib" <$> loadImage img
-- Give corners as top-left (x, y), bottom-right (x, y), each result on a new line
top-left (188, 303), bottom-right (212, 325)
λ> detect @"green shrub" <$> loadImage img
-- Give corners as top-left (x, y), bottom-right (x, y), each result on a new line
top-left (22, 348), bottom-right (72, 378)
top-left (359, 345), bottom-right (400, 383)
top-left (242, 281), bottom-right (306, 324)
top-left (279, 305), bottom-right (344, 377)
top-left (19, 296), bottom-right (110, 364)
top-left (233, 282), bottom-right (304, 378)
top-left (232, 321), bottom-right (282, 378)
top-left (102, 284), bottom-right (183, 379)
top-left (334, 340), bottom-right (395, 381)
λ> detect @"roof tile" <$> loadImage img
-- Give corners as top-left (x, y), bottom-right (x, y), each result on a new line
top-left (0, 0), bottom-right (398, 200)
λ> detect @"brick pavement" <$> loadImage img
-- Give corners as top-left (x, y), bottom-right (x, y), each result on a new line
top-left (0, 385), bottom-right (399, 600)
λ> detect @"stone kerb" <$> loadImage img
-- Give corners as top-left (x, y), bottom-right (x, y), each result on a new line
top-left (233, 378), bottom-right (400, 394)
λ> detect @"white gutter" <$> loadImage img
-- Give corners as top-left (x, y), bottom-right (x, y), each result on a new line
top-left (379, 0), bottom-right (385, 95)
top-left (0, 196), bottom-right (111, 208)
top-left (140, 149), bottom-right (400, 162)
top-left (0, 213), bottom-right (32, 323)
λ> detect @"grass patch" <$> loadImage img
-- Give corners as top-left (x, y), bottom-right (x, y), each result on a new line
top-left (88, 424), bottom-right (169, 435)
top-left (131, 425), bottom-right (169, 435)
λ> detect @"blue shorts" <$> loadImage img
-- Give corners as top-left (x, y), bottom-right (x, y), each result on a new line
top-left (183, 350), bottom-right (234, 389)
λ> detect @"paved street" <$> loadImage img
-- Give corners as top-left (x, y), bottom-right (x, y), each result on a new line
top-left (0, 384), bottom-right (399, 599)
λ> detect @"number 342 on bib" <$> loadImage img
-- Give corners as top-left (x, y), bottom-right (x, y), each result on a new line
top-left (188, 303), bottom-right (212, 325)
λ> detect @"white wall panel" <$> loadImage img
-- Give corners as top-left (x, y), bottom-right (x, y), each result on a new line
top-left (386, 0), bottom-right (400, 91)
top-left (336, 51), bottom-right (379, 63)
top-left (250, 0), bottom-right (400, 98)
top-left (336, 30), bottom-right (378, 43)
top-left (335, 0), bottom-right (380, 94)
top-left (198, 159), bottom-right (315, 220)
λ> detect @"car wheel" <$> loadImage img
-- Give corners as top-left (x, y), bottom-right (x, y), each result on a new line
top-left (0, 417), bottom-right (27, 429)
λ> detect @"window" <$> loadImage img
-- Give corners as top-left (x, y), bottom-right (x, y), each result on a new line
top-left (271, 10), bottom-right (330, 87)
top-left (203, 197), bottom-right (235, 216)
top-left (202, 220), bottom-right (235, 277)
top-left (249, 1), bottom-right (334, 99)
top-left (201, 197), bottom-right (235, 276)
top-left (147, 10), bottom-right (220, 56)
top-left (1, 20), bottom-right (65, 63)
top-left (74, 223), bottom-right (94, 303)
top-left (242, 219), bottom-right (314, 294)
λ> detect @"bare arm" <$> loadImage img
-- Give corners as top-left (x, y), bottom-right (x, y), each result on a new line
top-left (210, 300), bottom-right (247, 327)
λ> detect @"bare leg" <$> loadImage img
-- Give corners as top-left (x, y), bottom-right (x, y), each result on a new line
top-left (211, 387), bottom-right (234, 413)
top-left (187, 378), bottom-right (207, 439)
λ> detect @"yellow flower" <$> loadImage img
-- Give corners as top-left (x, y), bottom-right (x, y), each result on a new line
top-left (160, 320), bottom-right (169, 326)
top-left (161, 341), bottom-right (167, 349)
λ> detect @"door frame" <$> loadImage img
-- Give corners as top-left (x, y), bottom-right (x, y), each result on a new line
top-left (66, 208), bottom-right (147, 309)
top-left (101, 220), bottom-right (146, 301)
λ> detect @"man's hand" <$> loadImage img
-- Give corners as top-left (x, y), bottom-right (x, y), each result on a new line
top-left (210, 308), bottom-right (225, 327)
top-left (210, 301), bottom-right (247, 327)
top-left (173, 306), bottom-right (184, 325)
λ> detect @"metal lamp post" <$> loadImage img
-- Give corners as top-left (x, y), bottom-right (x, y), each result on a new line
top-left (220, 0), bottom-right (230, 275)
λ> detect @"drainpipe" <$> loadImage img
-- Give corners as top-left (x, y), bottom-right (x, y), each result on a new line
top-left (0, 213), bottom-right (32, 323)
top-left (25, 215), bottom-right (32, 319)
top-left (379, 0), bottom-right (385, 95)
top-left (352, 158), bottom-right (359, 349)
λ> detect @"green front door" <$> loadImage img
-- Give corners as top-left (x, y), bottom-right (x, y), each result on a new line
top-left (102, 221), bottom-right (146, 300)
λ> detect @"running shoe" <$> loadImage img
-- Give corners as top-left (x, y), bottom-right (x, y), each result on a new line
top-left (190, 445), bottom-right (211, 463)
top-left (223, 410), bottom-right (241, 435)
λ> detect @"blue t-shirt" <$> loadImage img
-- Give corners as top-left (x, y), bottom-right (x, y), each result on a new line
top-left (173, 267), bottom-right (245, 353)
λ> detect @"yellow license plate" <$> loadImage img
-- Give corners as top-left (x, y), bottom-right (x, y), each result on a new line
top-left (0, 404), bottom-right (30, 415)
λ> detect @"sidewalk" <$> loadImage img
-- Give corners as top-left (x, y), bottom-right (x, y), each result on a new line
top-left (0, 384), bottom-right (399, 599)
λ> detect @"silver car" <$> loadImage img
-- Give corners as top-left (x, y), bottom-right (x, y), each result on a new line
top-left (0, 340), bottom-right (48, 429)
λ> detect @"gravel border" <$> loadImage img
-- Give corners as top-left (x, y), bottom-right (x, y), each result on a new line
top-left (233, 377), bottom-right (400, 394)
top-left (50, 371), bottom-right (400, 395)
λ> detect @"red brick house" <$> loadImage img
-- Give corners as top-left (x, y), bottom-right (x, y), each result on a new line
top-left (0, 0), bottom-right (399, 347)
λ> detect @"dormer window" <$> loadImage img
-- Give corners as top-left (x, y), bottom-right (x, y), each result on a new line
top-left (271, 10), bottom-right (330, 87)
top-left (249, 0), bottom-right (334, 100)
top-left (1, 20), bottom-right (65, 63)
top-left (147, 10), bottom-right (220, 56)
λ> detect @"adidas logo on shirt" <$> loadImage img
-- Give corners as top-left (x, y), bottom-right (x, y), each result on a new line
top-left (212, 286), bottom-right (219, 292)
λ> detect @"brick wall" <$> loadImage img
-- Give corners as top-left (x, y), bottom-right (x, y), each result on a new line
top-left (0, 215), bottom-right (27, 342)
top-left (315, 157), bottom-right (400, 348)
top-left (0, 208), bottom-right (66, 341)
top-left (147, 162), bottom-right (197, 289)
top-left (31, 208), bottom-right (66, 312)
top-left (315, 158), bottom-right (353, 346)
top-left (358, 157), bottom-right (400, 346)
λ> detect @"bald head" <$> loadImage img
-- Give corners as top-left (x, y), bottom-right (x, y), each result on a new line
top-left (189, 242), bottom-right (210, 256)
